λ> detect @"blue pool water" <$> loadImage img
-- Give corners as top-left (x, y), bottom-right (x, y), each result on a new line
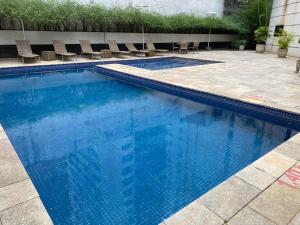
top-left (0, 66), bottom-right (298, 225)
top-left (120, 57), bottom-right (221, 70)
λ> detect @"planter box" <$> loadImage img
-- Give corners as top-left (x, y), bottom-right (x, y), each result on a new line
top-left (256, 44), bottom-right (265, 53)
top-left (278, 48), bottom-right (288, 58)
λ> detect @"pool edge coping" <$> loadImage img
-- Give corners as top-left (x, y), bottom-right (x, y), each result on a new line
top-left (0, 125), bottom-right (54, 225)
top-left (96, 64), bottom-right (300, 126)
top-left (96, 63), bottom-right (300, 117)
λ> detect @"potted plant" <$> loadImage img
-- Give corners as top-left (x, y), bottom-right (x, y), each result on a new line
top-left (231, 40), bottom-right (247, 51)
top-left (277, 29), bottom-right (294, 58)
top-left (238, 40), bottom-right (247, 51)
top-left (254, 26), bottom-right (270, 53)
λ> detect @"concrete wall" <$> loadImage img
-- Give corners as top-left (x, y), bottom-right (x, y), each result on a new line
top-left (78, 0), bottom-right (225, 17)
top-left (0, 30), bottom-right (238, 45)
top-left (266, 0), bottom-right (300, 57)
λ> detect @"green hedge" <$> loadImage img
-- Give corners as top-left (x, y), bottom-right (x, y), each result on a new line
top-left (0, 0), bottom-right (267, 34)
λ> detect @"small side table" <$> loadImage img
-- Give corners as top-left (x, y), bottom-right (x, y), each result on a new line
top-left (41, 51), bottom-right (56, 61)
top-left (101, 50), bottom-right (112, 58)
top-left (145, 50), bottom-right (155, 57)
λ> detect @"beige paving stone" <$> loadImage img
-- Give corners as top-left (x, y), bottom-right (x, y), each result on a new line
top-left (163, 200), bottom-right (224, 225)
top-left (199, 176), bottom-right (260, 221)
top-left (288, 211), bottom-right (300, 225)
top-left (0, 155), bottom-right (28, 188)
top-left (236, 165), bottom-right (276, 190)
top-left (0, 125), bottom-right (8, 141)
top-left (252, 151), bottom-right (297, 178)
top-left (249, 169), bottom-right (300, 225)
top-left (0, 139), bottom-right (16, 159)
top-left (227, 207), bottom-right (276, 225)
top-left (289, 134), bottom-right (300, 145)
top-left (274, 141), bottom-right (300, 161)
top-left (0, 179), bottom-right (38, 211)
top-left (0, 197), bottom-right (53, 225)
top-left (277, 162), bottom-right (300, 190)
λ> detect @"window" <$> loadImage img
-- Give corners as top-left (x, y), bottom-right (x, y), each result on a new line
top-left (274, 25), bottom-right (284, 36)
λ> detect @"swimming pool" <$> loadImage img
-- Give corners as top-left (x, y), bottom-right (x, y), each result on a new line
top-left (0, 65), bottom-right (298, 225)
top-left (119, 57), bottom-right (221, 70)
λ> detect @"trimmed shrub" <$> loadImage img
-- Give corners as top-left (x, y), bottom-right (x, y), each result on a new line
top-left (0, 0), bottom-right (250, 34)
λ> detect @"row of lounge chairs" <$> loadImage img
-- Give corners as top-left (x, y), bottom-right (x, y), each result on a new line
top-left (15, 39), bottom-right (170, 63)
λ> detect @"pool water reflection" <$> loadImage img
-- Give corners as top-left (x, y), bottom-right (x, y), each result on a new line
top-left (0, 68), bottom-right (297, 225)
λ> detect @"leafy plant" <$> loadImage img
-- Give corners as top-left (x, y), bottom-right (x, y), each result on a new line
top-left (0, 0), bottom-right (271, 34)
top-left (277, 29), bottom-right (294, 49)
top-left (239, 40), bottom-right (247, 45)
top-left (231, 40), bottom-right (247, 49)
top-left (254, 26), bottom-right (270, 44)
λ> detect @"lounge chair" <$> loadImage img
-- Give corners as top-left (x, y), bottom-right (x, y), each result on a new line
top-left (15, 40), bottom-right (40, 63)
top-left (107, 40), bottom-right (130, 57)
top-left (52, 40), bottom-right (77, 61)
top-left (189, 42), bottom-right (200, 51)
top-left (172, 43), bottom-right (180, 52)
top-left (179, 42), bottom-right (189, 54)
top-left (80, 40), bottom-right (103, 60)
top-left (125, 43), bottom-right (150, 56)
top-left (146, 41), bottom-right (169, 54)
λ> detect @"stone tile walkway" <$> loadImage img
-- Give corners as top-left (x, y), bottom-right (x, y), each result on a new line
top-left (0, 125), bottom-right (53, 225)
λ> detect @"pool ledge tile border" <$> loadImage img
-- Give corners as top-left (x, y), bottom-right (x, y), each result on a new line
top-left (97, 63), bottom-right (300, 116)
top-left (0, 125), bottom-right (54, 225)
top-left (96, 64), bottom-right (300, 225)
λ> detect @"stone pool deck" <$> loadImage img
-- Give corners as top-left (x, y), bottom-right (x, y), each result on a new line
top-left (0, 125), bottom-right (53, 225)
top-left (0, 50), bottom-right (299, 224)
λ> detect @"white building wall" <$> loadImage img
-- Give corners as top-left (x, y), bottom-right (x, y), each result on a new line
top-left (266, 0), bottom-right (300, 57)
top-left (79, 0), bottom-right (225, 17)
